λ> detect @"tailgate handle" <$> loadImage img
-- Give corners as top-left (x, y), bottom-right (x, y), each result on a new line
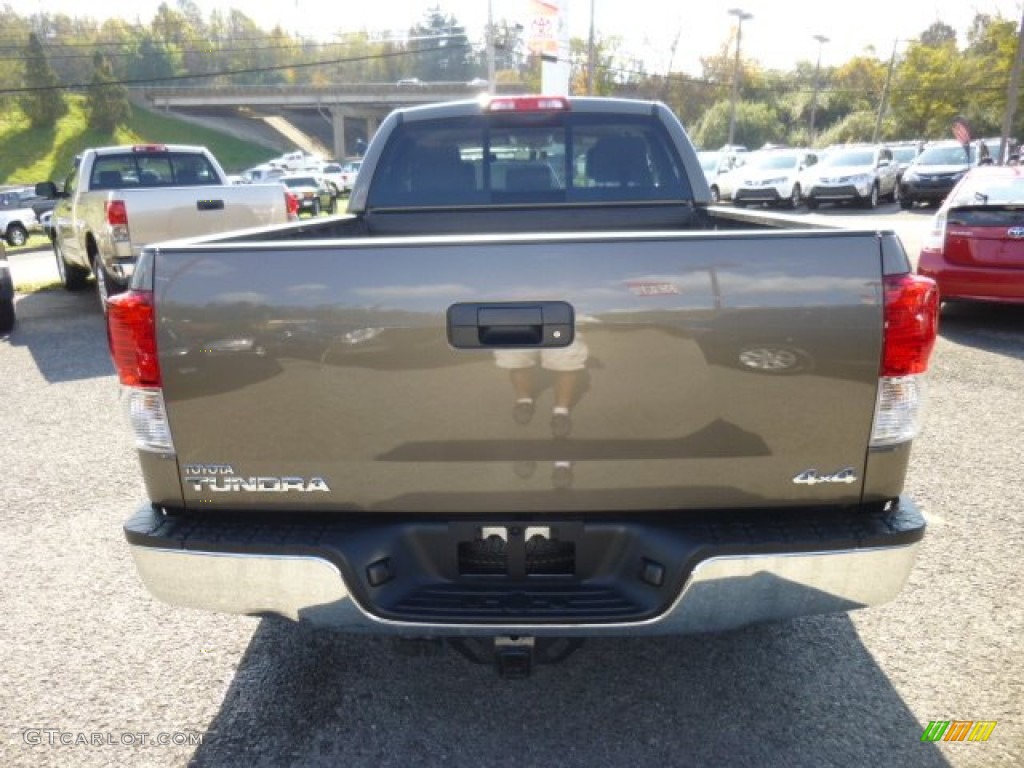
top-left (196, 199), bottom-right (225, 211)
top-left (447, 302), bottom-right (575, 349)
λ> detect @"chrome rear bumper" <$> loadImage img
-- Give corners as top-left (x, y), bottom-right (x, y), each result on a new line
top-left (127, 506), bottom-right (923, 637)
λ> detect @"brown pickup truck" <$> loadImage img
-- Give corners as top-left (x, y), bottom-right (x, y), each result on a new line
top-left (110, 96), bottom-right (939, 676)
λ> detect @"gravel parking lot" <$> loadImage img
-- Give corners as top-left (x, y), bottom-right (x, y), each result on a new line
top-left (1, 213), bottom-right (1021, 768)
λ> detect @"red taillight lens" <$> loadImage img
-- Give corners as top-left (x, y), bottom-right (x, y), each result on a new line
top-left (881, 273), bottom-right (939, 376)
top-left (105, 200), bottom-right (128, 227)
top-left (106, 290), bottom-right (161, 387)
top-left (285, 191), bottom-right (299, 217)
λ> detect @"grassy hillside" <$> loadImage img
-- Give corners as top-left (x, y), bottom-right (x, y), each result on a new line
top-left (0, 96), bottom-right (277, 186)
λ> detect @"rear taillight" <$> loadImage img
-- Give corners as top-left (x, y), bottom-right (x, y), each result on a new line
top-left (285, 191), bottom-right (299, 219)
top-left (107, 290), bottom-right (160, 387)
top-left (105, 200), bottom-right (128, 226)
top-left (881, 273), bottom-right (939, 377)
top-left (105, 200), bottom-right (130, 242)
top-left (922, 211), bottom-right (947, 252)
top-left (107, 290), bottom-right (173, 453)
top-left (871, 273), bottom-right (939, 447)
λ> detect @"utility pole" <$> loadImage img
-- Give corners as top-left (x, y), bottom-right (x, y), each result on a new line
top-left (999, 11), bottom-right (1024, 163)
top-left (808, 34), bottom-right (829, 141)
top-left (872, 39), bottom-right (898, 143)
top-left (586, 0), bottom-right (596, 95)
top-left (727, 8), bottom-right (753, 147)
top-left (487, 0), bottom-right (496, 95)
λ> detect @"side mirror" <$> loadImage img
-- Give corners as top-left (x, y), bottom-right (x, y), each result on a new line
top-left (34, 181), bottom-right (61, 199)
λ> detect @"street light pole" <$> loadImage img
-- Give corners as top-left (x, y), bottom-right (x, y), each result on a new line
top-left (586, 0), bottom-right (596, 95)
top-left (998, 11), bottom-right (1024, 163)
top-left (727, 8), bottom-right (753, 147)
top-left (486, 0), bottom-right (496, 95)
top-left (808, 34), bottom-right (829, 141)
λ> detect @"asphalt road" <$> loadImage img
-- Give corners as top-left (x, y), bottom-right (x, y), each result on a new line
top-left (0, 209), bottom-right (1021, 768)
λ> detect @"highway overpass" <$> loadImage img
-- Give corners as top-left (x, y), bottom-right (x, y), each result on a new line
top-left (134, 82), bottom-right (512, 158)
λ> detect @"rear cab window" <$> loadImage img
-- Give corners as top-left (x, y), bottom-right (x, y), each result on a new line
top-left (90, 152), bottom-right (220, 189)
top-left (367, 112), bottom-right (691, 208)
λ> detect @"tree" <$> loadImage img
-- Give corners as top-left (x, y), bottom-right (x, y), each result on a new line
top-left (87, 52), bottom-right (130, 133)
top-left (19, 32), bottom-right (67, 128)
top-left (406, 7), bottom-right (473, 82)
top-left (568, 34), bottom-right (632, 96)
top-left (692, 99), bottom-right (782, 149)
top-left (920, 21), bottom-right (957, 47)
top-left (889, 38), bottom-right (968, 138)
top-left (962, 13), bottom-right (1021, 138)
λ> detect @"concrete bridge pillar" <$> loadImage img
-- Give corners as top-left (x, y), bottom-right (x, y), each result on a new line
top-left (330, 107), bottom-right (349, 161)
top-left (330, 108), bottom-right (388, 159)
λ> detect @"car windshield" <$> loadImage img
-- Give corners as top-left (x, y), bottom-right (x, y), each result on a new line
top-left (948, 175), bottom-right (1024, 207)
top-left (916, 145), bottom-right (975, 165)
top-left (698, 152), bottom-right (720, 172)
top-left (891, 147), bottom-right (919, 163)
top-left (322, 165), bottom-right (342, 173)
top-left (822, 149), bottom-right (874, 167)
top-left (283, 177), bottom-right (317, 188)
top-left (746, 153), bottom-right (800, 170)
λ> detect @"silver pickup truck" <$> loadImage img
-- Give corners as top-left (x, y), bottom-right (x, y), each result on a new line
top-left (35, 144), bottom-right (296, 307)
top-left (111, 97), bottom-right (939, 676)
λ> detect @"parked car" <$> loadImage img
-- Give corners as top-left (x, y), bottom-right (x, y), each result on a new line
top-left (39, 210), bottom-right (54, 241)
top-left (899, 140), bottom-right (980, 209)
top-left (697, 149), bottom-right (745, 203)
top-left (0, 207), bottom-right (38, 247)
top-left (0, 240), bottom-right (14, 332)
top-left (242, 165), bottom-right (286, 183)
top-left (280, 174), bottom-right (338, 216)
top-left (1, 185), bottom-right (55, 221)
top-left (337, 160), bottom-right (362, 194)
top-left (889, 141), bottom-right (925, 183)
top-left (917, 164), bottom-right (1024, 305)
top-left (732, 148), bottom-right (818, 208)
top-left (979, 136), bottom-right (1018, 165)
top-left (804, 144), bottom-right (899, 209)
top-left (319, 162), bottom-right (346, 194)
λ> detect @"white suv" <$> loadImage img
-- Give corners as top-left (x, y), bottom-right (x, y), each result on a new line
top-left (732, 148), bottom-right (818, 209)
top-left (804, 144), bottom-right (899, 209)
top-left (697, 149), bottom-right (746, 203)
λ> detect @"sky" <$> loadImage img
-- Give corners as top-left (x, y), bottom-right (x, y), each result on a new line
top-left (9, 0), bottom-right (1024, 74)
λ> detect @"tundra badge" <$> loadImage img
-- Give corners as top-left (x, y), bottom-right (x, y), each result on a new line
top-left (184, 464), bottom-right (330, 493)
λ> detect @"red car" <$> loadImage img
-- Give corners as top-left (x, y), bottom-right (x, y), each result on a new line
top-left (917, 165), bottom-right (1024, 305)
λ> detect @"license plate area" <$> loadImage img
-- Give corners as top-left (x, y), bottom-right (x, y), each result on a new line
top-left (458, 526), bottom-right (576, 577)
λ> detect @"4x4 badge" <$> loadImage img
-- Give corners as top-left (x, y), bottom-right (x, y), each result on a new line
top-left (793, 467), bottom-right (857, 486)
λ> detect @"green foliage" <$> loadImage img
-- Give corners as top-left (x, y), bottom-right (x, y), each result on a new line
top-left (692, 100), bottom-right (782, 150)
top-left (0, 96), bottom-right (274, 185)
top-left (889, 39), bottom-right (968, 138)
top-left (814, 111), bottom-right (882, 146)
top-left (87, 53), bottom-right (131, 133)
top-left (20, 33), bottom-right (68, 129)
